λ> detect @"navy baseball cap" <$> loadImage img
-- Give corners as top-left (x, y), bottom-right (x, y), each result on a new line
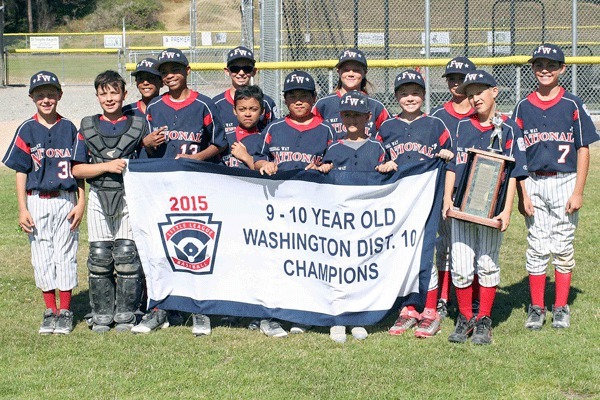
top-left (456, 70), bottom-right (498, 95)
top-left (394, 69), bottom-right (425, 91)
top-left (528, 43), bottom-right (565, 64)
top-left (336, 48), bottom-right (368, 69)
top-left (442, 56), bottom-right (476, 77)
top-left (339, 91), bottom-right (369, 113)
top-left (131, 58), bottom-right (161, 77)
top-left (156, 48), bottom-right (189, 68)
top-left (227, 46), bottom-right (255, 66)
top-left (29, 71), bottom-right (61, 93)
top-left (283, 70), bottom-right (316, 93)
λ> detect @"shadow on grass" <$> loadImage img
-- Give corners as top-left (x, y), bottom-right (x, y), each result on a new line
top-left (71, 289), bottom-right (90, 326)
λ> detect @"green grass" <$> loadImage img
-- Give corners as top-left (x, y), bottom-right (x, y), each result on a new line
top-left (1, 150), bottom-right (600, 399)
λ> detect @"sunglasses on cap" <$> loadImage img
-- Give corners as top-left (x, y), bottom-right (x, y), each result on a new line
top-left (228, 65), bottom-right (254, 74)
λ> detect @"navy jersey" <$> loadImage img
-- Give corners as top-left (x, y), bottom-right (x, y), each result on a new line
top-left (430, 101), bottom-right (474, 139)
top-left (145, 91), bottom-right (227, 159)
top-left (449, 114), bottom-right (528, 188)
top-left (377, 114), bottom-right (451, 166)
top-left (222, 126), bottom-right (263, 169)
top-left (313, 90), bottom-right (390, 138)
top-left (72, 115), bottom-right (143, 163)
top-left (212, 89), bottom-right (278, 135)
top-left (255, 116), bottom-right (334, 171)
top-left (2, 115), bottom-right (78, 192)
top-left (512, 87), bottom-right (599, 173)
top-left (322, 138), bottom-right (386, 171)
top-left (123, 100), bottom-right (147, 118)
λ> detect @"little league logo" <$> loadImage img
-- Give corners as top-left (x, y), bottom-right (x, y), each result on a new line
top-left (159, 214), bottom-right (221, 275)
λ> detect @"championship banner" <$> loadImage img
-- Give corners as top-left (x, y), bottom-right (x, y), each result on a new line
top-left (124, 159), bottom-right (444, 326)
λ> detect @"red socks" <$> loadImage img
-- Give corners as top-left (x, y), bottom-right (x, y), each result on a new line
top-left (425, 288), bottom-right (438, 310)
top-left (438, 270), bottom-right (451, 301)
top-left (528, 274), bottom-right (546, 308)
top-left (477, 286), bottom-right (497, 319)
top-left (454, 286), bottom-right (473, 320)
top-left (59, 290), bottom-right (72, 311)
top-left (42, 290), bottom-right (57, 313)
top-left (554, 271), bottom-right (572, 308)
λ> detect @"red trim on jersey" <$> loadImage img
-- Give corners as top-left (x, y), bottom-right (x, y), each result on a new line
top-left (468, 114), bottom-right (493, 132)
top-left (505, 139), bottom-right (513, 149)
top-left (77, 132), bottom-right (84, 140)
top-left (573, 109), bottom-right (579, 121)
top-left (515, 116), bottom-right (524, 129)
top-left (312, 105), bottom-right (323, 118)
top-left (162, 90), bottom-right (199, 110)
top-left (443, 101), bottom-right (474, 120)
top-left (203, 113), bottom-right (213, 128)
top-left (284, 115), bottom-right (324, 132)
top-left (136, 100), bottom-right (146, 115)
top-left (15, 135), bottom-right (30, 153)
top-left (235, 126), bottom-right (260, 142)
top-left (224, 89), bottom-right (235, 105)
top-left (265, 132), bottom-right (272, 145)
top-left (526, 87), bottom-right (566, 110)
top-left (33, 113), bottom-right (63, 123)
top-left (439, 129), bottom-right (450, 147)
top-left (375, 108), bottom-right (391, 130)
top-left (99, 115), bottom-right (128, 124)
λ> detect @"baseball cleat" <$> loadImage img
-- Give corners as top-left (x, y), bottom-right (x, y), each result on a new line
top-left (448, 314), bottom-right (476, 343)
top-left (471, 316), bottom-right (493, 345)
top-left (389, 307), bottom-right (419, 335)
top-left (54, 309), bottom-right (74, 335)
top-left (551, 305), bottom-right (570, 329)
top-left (524, 305), bottom-right (546, 330)
top-left (329, 325), bottom-right (347, 343)
top-left (415, 308), bottom-right (441, 338)
top-left (191, 314), bottom-right (211, 336)
top-left (39, 308), bottom-right (56, 335)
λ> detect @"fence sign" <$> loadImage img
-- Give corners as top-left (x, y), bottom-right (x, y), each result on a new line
top-left (420, 32), bottom-right (450, 54)
top-left (29, 37), bottom-right (59, 50)
top-left (487, 31), bottom-right (511, 54)
top-left (104, 35), bottom-right (122, 49)
top-left (163, 36), bottom-right (191, 48)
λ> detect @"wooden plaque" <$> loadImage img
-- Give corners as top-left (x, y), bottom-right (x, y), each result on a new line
top-left (447, 148), bottom-right (515, 229)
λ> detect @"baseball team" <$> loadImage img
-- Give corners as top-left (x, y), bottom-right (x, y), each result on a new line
top-left (3, 42), bottom-right (597, 345)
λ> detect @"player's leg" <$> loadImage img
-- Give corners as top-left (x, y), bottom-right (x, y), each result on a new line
top-left (448, 219), bottom-right (476, 343)
top-left (415, 263), bottom-right (442, 338)
top-left (435, 217), bottom-right (452, 318)
top-left (87, 189), bottom-right (116, 333)
top-left (524, 175), bottom-right (552, 329)
top-left (548, 173), bottom-right (578, 328)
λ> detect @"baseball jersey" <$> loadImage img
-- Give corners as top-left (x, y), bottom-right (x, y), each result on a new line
top-left (376, 114), bottom-right (451, 166)
top-left (322, 138), bottom-right (386, 171)
top-left (145, 91), bottom-right (227, 159)
top-left (222, 126), bottom-right (263, 169)
top-left (3, 114), bottom-right (78, 192)
top-left (255, 116), bottom-right (334, 171)
top-left (313, 91), bottom-right (390, 138)
top-left (449, 114), bottom-right (528, 188)
top-left (430, 101), bottom-right (474, 139)
top-left (212, 89), bottom-right (278, 135)
top-left (512, 87), bottom-right (599, 173)
top-left (123, 100), bottom-right (147, 118)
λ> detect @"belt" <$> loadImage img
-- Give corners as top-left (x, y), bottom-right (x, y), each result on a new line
top-left (27, 190), bottom-right (61, 198)
top-left (532, 171), bottom-right (557, 177)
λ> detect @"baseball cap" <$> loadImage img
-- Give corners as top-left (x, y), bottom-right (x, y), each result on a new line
top-left (455, 70), bottom-right (498, 95)
top-left (394, 69), bottom-right (425, 91)
top-left (336, 48), bottom-right (368, 69)
top-left (29, 71), bottom-right (61, 94)
top-left (156, 48), bottom-right (189, 68)
top-left (283, 70), bottom-right (316, 93)
top-left (339, 91), bottom-right (370, 114)
top-left (131, 58), bottom-right (161, 77)
top-left (442, 56), bottom-right (476, 77)
top-left (227, 46), bottom-right (255, 66)
top-left (528, 43), bottom-right (565, 64)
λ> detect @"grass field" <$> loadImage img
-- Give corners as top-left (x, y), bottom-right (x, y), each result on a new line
top-left (0, 150), bottom-right (599, 399)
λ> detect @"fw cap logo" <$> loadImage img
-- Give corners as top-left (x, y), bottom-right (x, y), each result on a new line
top-left (287, 74), bottom-right (310, 84)
top-left (138, 59), bottom-right (155, 68)
top-left (534, 45), bottom-right (556, 56)
top-left (398, 72), bottom-right (421, 81)
top-left (230, 48), bottom-right (252, 57)
top-left (341, 50), bottom-right (362, 60)
top-left (32, 73), bottom-right (57, 84)
top-left (159, 214), bottom-right (222, 275)
top-left (464, 72), bottom-right (480, 82)
top-left (449, 60), bottom-right (469, 69)
top-left (160, 51), bottom-right (180, 60)
top-left (341, 95), bottom-right (364, 106)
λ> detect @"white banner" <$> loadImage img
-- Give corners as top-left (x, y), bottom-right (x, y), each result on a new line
top-left (124, 160), bottom-right (443, 326)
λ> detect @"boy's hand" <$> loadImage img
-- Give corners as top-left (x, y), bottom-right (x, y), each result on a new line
top-left (67, 203), bottom-right (85, 232)
top-left (260, 162), bottom-right (278, 176)
top-left (315, 163), bottom-right (333, 174)
top-left (518, 193), bottom-right (535, 217)
top-left (105, 159), bottom-right (127, 174)
top-left (18, 209), bottom-right (35, 233)
top-left (437, 149), bottom-right (454, 161)
top-left (442, 197), bottom-right (453, 220)
top-left (231, 142), bottom-right (249, 160)
top-left (375, 160), bottom-right (397, 173)
top-left (494, 209), bottom-right (512, 232)
top-left (143, 126), bottom-right (167, 149)
top-left (566, 193), bottom-right (583, 214)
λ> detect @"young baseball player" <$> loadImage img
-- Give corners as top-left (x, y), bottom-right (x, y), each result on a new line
top-left (313, 48), bottom-right (390, 138)
top-left (513, 44), bottom-right (599, 330)
top-left (213, 46), bottom-right (278, 137)
top-left (72, 70), bottom-right (147, 333)
top-left (123, 57), bottom-right (163, 118)
top-left (312, 90), bottom-right (387, 342)
top-left (430, 57), bottom-right (477, 319)
top-left (443, 70), bottom-right (528, 345)
top-left (253, 70), bottom-right (334, 337)
top-left (133, 48), bottom-right (227, 336)
top-left (377, 70), bottom-right (453, 338)
top-left (2, 71), bottom-right (84, 335)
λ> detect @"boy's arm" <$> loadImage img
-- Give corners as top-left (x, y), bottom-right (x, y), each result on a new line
top-left (516, 179), bottom-right (534, 217)
top-left (177, 144), bottom-right (224, 161)
top-left (16, 172), bottom-right (34, 233)
top-left (72, 159), bottom-right (127, 179)
top-left (566, 146), bottom-right (590, 214)
top-left (231, 142), bottom-right (255, 170)
top-left (67, 179), bottom-right (86, 232)
top-left (442, 170), bottom-right (455, 219)
top-left (254, 160), bottom-right (278, 176)
top-left (494, 177), bottom-right (517, 232)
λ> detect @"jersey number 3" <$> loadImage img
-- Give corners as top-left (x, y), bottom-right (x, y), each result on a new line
top-left (57, 160), bottom-right (73, 179)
